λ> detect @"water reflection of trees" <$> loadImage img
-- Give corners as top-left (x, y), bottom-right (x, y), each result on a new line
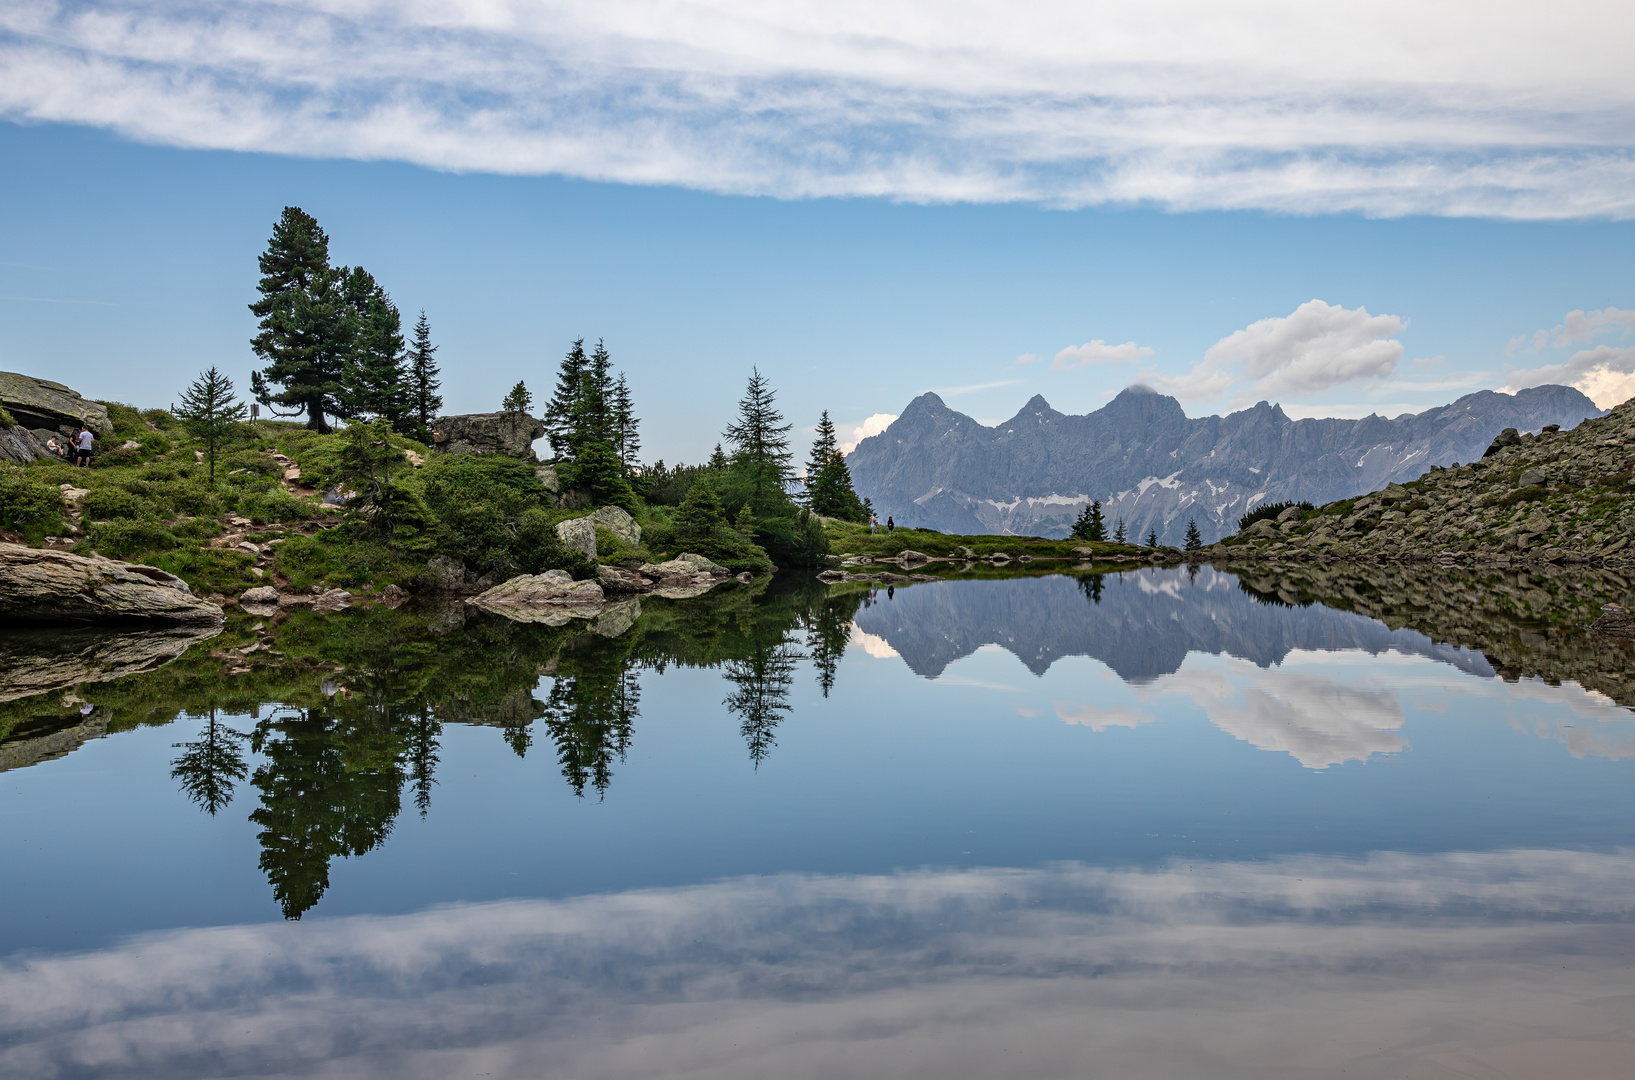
top-left (125, 575), bottom-right (870, 918)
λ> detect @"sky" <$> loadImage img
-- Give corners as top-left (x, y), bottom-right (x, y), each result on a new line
top-left (3, 1), bottom-right (1635, 464)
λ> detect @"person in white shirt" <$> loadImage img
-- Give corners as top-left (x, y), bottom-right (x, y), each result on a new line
top-left (75, 427), bottom-right (93, 467)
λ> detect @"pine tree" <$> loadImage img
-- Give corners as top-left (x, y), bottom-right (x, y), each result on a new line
top-left (675, 480), bottom-right (728, 536)
top-left (807, 450), bottom-right (868, 522)
top-left (174, 366), bottom-right (248, 482)
top-left (1071, 499), bottom-right (1107, 542)
top-left (1184, 518), bottom-right (1203, 550)
top-left (502, 380), bottom-right (533, 413)
top-left (1146, 527), bottom-right (1160, 548)
top-left (405, 310), bottom-right (442, 441)
top-left (249, 207), bottom-right (351, 432)
top-left (339, 267), bottom-right (408, 425)
top-left (804, 411), bottom-right (840, 489)
top-left (1113, 518), bottom-right (1127, 544)
top-left (723, 367), bottom-right (794, 500)
top-left (708, 443), bottom-right (728, 469)
top-left (735, 502), bottom-right (758, 538)
top-left (543, 338), bottom-right (587, 458)
top-left (610, 373), bottom-right (640, 472)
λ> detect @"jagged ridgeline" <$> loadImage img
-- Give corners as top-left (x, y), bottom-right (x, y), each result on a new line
top-left (846, 384), bottom-right (1603, 546)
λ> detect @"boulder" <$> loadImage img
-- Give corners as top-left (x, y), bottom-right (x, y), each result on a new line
top-left (424, 555), bottom-right (474, 594)
top-left (0, 425), bottom-right (41, 465)
top-left (0, 543), bottom-right (223, 625)
top-left (431, 412), bottom-right (545, 461)
top-left (556, 506), bottom-right (641, 557)
top-left (533, 463), bottom-right (561, 493)
top-left (1483, 427), bottom-right (1523, 457)
top-left (239, 585), bottom-right (280, 605)
top-left (897, 549), bottom-right (930, 564)
top-left (0, 371), bottom-right (113, 439)
top-left (641, 553), bottom-right (730, 578)
top-left (469, 569), bottom-right (605, 604)
top-left (1518, 468), bottom-right (1549, 487)
top-left (597, 565), bottom-right (650, 593)
top-left (380, 583), bottom-right (410, 608)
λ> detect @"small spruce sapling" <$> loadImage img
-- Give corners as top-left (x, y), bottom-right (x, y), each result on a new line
top-left (502, 380), bottom-right (533, 414)
top-left (174, 366), bottom-right (248, 482)
top-left (1146, 528), bottom-right (1160, 548)
top-left (1113, 518), bottom-right (1127, 544)
top-left (1184, 518), bottom-right (1203, 551)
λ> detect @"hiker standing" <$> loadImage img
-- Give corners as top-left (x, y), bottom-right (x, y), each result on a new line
top-left (886, 516), bottom-right (894, 535)
top-left (870, 514), bottom-right (878, 534)
top-left (74, 427), bottom-right (93, 467)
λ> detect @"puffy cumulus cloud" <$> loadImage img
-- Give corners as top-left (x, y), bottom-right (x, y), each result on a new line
top-left (8, 854), bottom-right (1635, 1078)
top-left (1145, 300), bottom-right (1406, 407)
top-left (4, 2), bottom-right (1635, 216)
top-left (1502, 344), bottom-right (1635, 409)
top-left (839, 412), bottom-right (897, 455)
top-left (1051, 340), bottom-right (1155, 371)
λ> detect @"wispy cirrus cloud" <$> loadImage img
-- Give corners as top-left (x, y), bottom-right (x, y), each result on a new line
top-left (3, 2), bottom-right (1635, 216)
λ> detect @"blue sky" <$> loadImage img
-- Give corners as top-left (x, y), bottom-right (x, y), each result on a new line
top-left (3, 2), bottom-right (1635, 464)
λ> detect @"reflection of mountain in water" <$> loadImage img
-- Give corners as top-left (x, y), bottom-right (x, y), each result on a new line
top-left (851, 567), bottom-right (1494, 683)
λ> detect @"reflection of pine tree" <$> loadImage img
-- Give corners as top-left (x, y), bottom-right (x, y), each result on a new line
top-left (408, 706), bottom-right (441, 817)
top-left (170, 709), bottom-right (248, 815)
top-left (723, 643), bottom-right (802, 767)
top-left (249, 708), bottom-right (406, 920)
top-left (539, 660), bottom-right (640, 798)
top-left (802, 589), bottom-right (864, 697)
top-left (1078, 574), bottom-right (1105, 605)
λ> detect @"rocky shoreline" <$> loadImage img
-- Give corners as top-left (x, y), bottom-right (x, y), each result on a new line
top-left (1203, 397), bottom-right (1635, 569)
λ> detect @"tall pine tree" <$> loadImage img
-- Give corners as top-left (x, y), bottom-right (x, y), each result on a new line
top-left (610, 373), bottom-right (640, 473)
top-left (249, 207), bottom-right (351, 432)
top-left (543, 338), bottom-right (588, 458)
top-left (804, 411), bottom-right (839, 485)
top-left (723, 367), bottom-right (794, 501)
top-left (405, 310), bottom-right (442, 442)
top-left (339, 267), bottom-right (408, 426)
top-left (1071, 500), bottom-right (1107, 542)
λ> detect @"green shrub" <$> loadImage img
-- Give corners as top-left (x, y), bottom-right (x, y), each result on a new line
top-left (274, 532), bottom-right (400, 590)
top-left (82, 486), bottom-right (155, 521)
top-left (90, 445), bottom-right (143, 469)
top-left (83, 519), bottom-right (179, 558)
top-left (1238, 500), bottom-right (1313, 531)
top-left (0, 405), bottom-right (14, 427)
top-left (515, 507), bottom-right (596, 578)
top-left (142, 408), bottom-right (179, 430)
top-left (238, 488), bottom-right (318, 523)
top-left (146, 548), bottom-right (256, 594)
top-left (99, 402), bottom-right (146, 437)
top-left (219, 448), bottom-right (283, 478)
top-left (0, 464), bottom-right (65, 535)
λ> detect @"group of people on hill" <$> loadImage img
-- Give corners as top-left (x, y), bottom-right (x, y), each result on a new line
top-left (43, 426), bottom-right (95, 466)
top-left (868, 513), bottom-right (894, 535)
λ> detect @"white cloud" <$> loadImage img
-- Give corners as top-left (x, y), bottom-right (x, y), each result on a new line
top-left (1051, 701), bottom-right (1155, 731)
top-left (10, 854), bottom-right (1635, 1078)
top-left (1011, 353), bottom-right (1041, 366)
top-left (1509, 307), bottom-right (1635, 354)
top-left (1502, 344), bottom-right (1635, 409)
top-left (1051, 340), bottom-right (1155, 371)
top-left (3, 2), bottom-right (1635, 216)
top-left (1146, 300), bottom-right (1406, 406)
top-left (840, 412), bottom-right (897, 455)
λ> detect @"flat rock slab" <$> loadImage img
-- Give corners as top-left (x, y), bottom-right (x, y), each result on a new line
top-left (468, 569), bottom-right (605, 605)
top-left (0, 370), bottom-right (113, 438)
top-left (0, 543), bottom-right (224, 625)
top-left (432, 412), bottom-right (545, 460)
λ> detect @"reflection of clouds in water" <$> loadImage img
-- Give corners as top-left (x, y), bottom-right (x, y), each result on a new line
top-left (1051, 701), bottom-right (1156, 731)
top-left (7, 851), bottom-right (1635, 1079)
top-left (1136, 573), bottom-right (1184, 600)
top-left (1144, 664), bottom-right (1406, 769)
top-left (849, 623), bottom-right (899, 659)
top-left (1044, 648), bottom-right (1635, 769)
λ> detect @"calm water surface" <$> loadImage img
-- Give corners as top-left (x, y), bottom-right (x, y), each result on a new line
top-left (3, 567), bottom-right (1635, 1078)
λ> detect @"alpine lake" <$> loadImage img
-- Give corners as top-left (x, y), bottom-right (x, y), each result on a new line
top-left (4, 560), bottom-right (1635, 1080)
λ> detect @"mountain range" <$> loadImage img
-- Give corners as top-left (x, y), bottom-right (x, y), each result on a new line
top-left (845, 384), bottom-right (1603, 544)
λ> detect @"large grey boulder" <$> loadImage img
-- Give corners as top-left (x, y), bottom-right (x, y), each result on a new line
top-left (0, 371), bottom-right (113, 439)
top-left (0, 543), bottom-right (224, 625)
top-left (597, 565), bottom-right (650, 593)
top-left (468, 569), bottom-right (604, 604)
top-left (640, 553), bottom-right (730, 579)
top-left (431, 412), bottom-right (545, 461)
top-left (556, 506), bottom-right (641, 558)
